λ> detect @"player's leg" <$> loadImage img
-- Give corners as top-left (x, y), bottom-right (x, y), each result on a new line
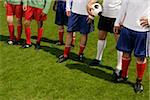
top-left (113, 33), bottom-right (123, 79)
top-left (71, 32), bottom-right (76, 47)
top-left (115, 27), bottom-right (133, 82)
top-left (78, 34), bottom-right (88, 61)
top-left (15, 5), bottom-right (23, 44)
top-left (22, 6), bottom-right (33, 48)
top-left (56, 25), bottom-right (65, 45)
top-left (35, 20), bottom-right (43, 49)
top-left (58, 32), bottom-right (73, 63)
top-left (133, 31), bottom-right (147, 93)
top-left (6, 3), bottom-right (15, 44)
top-left (134, 57), bottom-right (147, 93)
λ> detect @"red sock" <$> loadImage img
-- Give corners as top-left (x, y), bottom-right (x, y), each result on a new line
top-left (136, 63), bottom-right (146, 80)
top-left (78, 45), bottom-right (85, 55)
top-left (59, 31), bottom-right (64, 43)
top-left (37, 28), bottom-right (43, 43)
top-left (63, 46), bottom-right (71, 58)
top-left (8, 24), bottom-right (15, 40)
top-left (16, 25), bottom-right (22, 41)
top-left (121, 58), bottom-right (131, 78)
top-left (25, 27), bottom-right (31, 44)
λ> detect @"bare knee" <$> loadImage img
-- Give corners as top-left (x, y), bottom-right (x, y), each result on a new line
top-left (98, 30), bottom-right (107, 40)
top-left (7, 16), bottom-right (13, 24)
top-left (24, 20), bottom-right (30, 27)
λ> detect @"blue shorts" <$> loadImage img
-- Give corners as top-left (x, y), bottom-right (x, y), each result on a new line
top-left (55, 1), bottom-right (68, 26)
top-left (116, 27), bottom-right (147, 58)
top-left (67, 12), bottom-right (94, 34)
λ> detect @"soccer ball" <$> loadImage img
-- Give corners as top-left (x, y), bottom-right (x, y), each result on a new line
top-left (90, 3), bottom-right (102, 16)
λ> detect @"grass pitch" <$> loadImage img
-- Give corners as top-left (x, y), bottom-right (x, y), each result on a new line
top-left (0, 1), bottom-right (149, 100)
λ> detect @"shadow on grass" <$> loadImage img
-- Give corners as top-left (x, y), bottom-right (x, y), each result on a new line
top-left (40, 45), bottom-right (115, 71)
top-left (0, 35), bottom-right (9, 41)
top-left (0, 35), bottom-right (25, 44)
top-left (31, 36), bottom-right (58, 44)
top-left (65, 63), bottom-right (134, 87)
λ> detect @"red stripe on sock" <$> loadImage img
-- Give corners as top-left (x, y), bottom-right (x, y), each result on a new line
top-left (63, 46), bottom-right (71, 58)
top-left (121, 58), bottom-right (131, 78)
top-left (59, 31), bottom-right (64, 43)
top-left (25, 27), bottom-right (31, 44)
top-left (16, 25), bottom-right (22, 41)
top-left (37, 28), bottom-right (43, 43)
top-left (8, 24), bottom-right (15, 40)
top-left (136, 63), bottom-right (146, 80)
top-left (78, 45), bottom-right (85, 55)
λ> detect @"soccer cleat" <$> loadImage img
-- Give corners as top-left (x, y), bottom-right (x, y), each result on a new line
top-left (115, 76), bottom-right (128, 83)
top-left (22, 43), bottom-right (32, 48)
top-left (35, 42), bottom-right (41, 50)
top-left (57, 55), bottom-right (68, 63)
top-left (89, 59), bottom-right (101, 66)
top-left (7, 40), bottom-right (14, 45)
top-left (56, 41), bottom-right (64, 46)
top-left (134, 79), bottom-right (144, 93)
top-left (13, 40), bottom-right (22, 45)
top-left (78, 53), bottom-right (84, 62)
top-left (112, 70), bottom-right (122, 82)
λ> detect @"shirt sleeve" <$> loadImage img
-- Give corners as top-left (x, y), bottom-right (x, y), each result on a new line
top-left (114, 0), bottom-right (128, 26)
top-left (42, 0), bottom-right (52, 14)
top-left (66, 0), bottom-right (72, 11)
top-left (22, 0), bottom-right (28, 6)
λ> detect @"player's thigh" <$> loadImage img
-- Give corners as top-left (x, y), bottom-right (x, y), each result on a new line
top-left (134, 32), bottom-right (147, 58)
top-left (116, 27), bottom-right (134, 54)
top-left (98, 30), bottom-right (107, 40)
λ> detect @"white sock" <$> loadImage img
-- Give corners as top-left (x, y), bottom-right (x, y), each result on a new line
top-left (96, 40), bottom-right (107, 61)
top-left (116, 50), bottom-right (123, 71)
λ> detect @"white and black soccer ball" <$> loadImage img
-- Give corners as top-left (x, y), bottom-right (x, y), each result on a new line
top-left (90, 3), bottom-right (102, 16)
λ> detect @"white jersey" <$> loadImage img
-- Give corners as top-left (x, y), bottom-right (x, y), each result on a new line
top-left (102, 0), bottom-right (122, 18)
top-left (66, 0), bottom-right (90, 15)
top-left (115, 0), bottom-right (150, 32)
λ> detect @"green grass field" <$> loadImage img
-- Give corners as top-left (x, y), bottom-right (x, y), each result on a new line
top-left (0, 1), bottom-right (149, 100)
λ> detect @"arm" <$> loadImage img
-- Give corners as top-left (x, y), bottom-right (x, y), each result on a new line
top-left (114, 0), bottom-right (128, 34)
top-left (42, 0), bottom-right (52, 14)
top-left (66, 0), bottom-right (72, 16)
top-left (22, 0), bottom-right (28, 11)
top-left (53, 0), bottom-right (58, 11)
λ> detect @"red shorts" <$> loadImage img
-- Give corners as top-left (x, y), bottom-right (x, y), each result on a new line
top-left (25, 6), bottom-right (47, 21)
top-left (6, 3), bottom-right (23, 18)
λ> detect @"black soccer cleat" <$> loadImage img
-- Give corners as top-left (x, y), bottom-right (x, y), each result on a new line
top-left (115, 76), bottom-right (128, 83)
top-left (112, 70), bottom-right (122, 82)
top-left (134, 79), bottom-right (144, 93)
top-left (22, 43), bottom-right (32, 48)
top-left (78, 53), bottom-right (84, 62)
top-left (35, 42), bottom-right (41, 50)
top-left (57, 55), bottom-right (68, 63)
top-left (13, 40), bottom-right (22, 45)
top-left (89, 59), bottom-right (101, 66)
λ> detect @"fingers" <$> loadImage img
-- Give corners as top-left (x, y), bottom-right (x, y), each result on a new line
top-left (113, 26), bottom-right (120, 34)
top-left (140, 17), bottom-right (149, 27)
top-left (66, 11), bottom-right (71, 17)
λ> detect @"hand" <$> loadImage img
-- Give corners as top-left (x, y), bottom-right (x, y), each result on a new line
top-left (140, 16), bottom-right (149, 27)
top-left (86, 16), bottom-right (94, 24)
top-left (23, 6), bottom-right (27, 11)
top-left (66, 11), bottom-right (71, 17)
top-left (41, 12), bottom-right (47, 21)
top-left (87, 2), bottom-right (95, 16)
top-left (113, 25), bottom-right (121, 34)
